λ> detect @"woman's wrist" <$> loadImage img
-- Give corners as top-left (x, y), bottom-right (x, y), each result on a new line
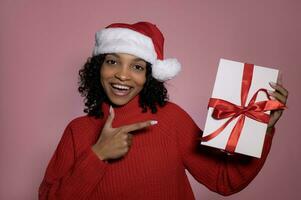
top-left (92, 145), bottom-right (107, 161)
top-left (266, 126), bottom-right (275, 136)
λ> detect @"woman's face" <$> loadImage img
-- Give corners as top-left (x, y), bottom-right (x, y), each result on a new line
top-left (100, 53), bottom-right (147, 106)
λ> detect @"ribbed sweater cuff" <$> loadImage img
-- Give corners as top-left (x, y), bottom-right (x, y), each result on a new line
top-left (63, 147), bottom-right (108, 196)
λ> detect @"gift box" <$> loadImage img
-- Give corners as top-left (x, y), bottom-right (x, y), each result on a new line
top-left (201, 58), bottom-right (284, 158)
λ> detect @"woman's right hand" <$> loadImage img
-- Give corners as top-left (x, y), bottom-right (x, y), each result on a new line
top-left (92, 106), bottom-right (157, 161)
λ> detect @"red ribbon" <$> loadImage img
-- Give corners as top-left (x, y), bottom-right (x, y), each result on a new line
top-left (202, 63), bottom-right (285, 153)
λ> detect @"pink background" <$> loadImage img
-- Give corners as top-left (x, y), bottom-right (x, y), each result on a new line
top-left (1, 0), bottom-right (300, 199)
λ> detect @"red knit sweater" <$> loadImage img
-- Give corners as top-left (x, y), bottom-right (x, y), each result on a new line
top-left (39, 97), bottom-right (274, 199)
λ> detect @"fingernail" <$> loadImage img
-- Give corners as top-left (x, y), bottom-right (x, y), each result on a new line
top-left (267, 90), bottom-right (276, 99)
top-left (109, 106), bottom-right (113, 114)
top-left (269, 82), bottom-right (276, 87)
top-left (150, 120), bottom-right (158, 125)
top-left (267, 90), bottom-right (274, 95)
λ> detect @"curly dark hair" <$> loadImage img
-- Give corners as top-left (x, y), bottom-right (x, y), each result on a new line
top-left (78, 54), bottom-right (168, 118)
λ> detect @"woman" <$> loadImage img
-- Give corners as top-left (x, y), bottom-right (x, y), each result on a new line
top-left (39, 22), bottom-right (288, 199)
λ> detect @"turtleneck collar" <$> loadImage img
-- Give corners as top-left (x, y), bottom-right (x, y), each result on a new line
top-left (99, 95), bottom-right (151, 127)
top-left (102, 95), bottom-right (140, 115)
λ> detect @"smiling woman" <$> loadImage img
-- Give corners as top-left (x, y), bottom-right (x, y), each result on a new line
top-left (77, 52), bottom-right (168, 117)
top-left (38, 21), bottom-right (288, 200)
top-left (100, 53), bottom-right (147, 106)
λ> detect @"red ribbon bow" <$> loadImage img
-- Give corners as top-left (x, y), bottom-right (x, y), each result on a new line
top-left (202, 63), bottom-right (285, 153)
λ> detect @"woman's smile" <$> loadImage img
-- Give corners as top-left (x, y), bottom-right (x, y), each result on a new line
top-left (110, 83), bottom-right (132, 96)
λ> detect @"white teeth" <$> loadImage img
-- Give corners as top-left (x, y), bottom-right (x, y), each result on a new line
top-left (112, 84), bottom-right (130, 90)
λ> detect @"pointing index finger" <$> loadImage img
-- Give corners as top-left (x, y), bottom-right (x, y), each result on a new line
top-left (121, 120), bottom-right (158, 133)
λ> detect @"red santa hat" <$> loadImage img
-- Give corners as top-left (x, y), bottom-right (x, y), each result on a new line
top-left (93, 21), bottom-right (181, 81)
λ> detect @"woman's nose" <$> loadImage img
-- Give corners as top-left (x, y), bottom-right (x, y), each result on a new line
top-left (114, 65), bottom-right (130, 81)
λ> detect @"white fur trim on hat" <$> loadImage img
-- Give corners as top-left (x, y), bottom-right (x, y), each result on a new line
top-left (152, 59), bottom-right (181, 81)
top-left (93, 27), bottom-right (181, 81)
top-left (93, 28), bottom-right (157, 64)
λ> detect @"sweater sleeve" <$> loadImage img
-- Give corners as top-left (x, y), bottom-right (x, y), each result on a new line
top-left (176, 107), bottom-right (274, 196)
top-left (39, 123), bottom-right (108, 200)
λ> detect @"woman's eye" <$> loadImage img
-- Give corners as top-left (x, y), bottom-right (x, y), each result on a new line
top-left (133, 64), bottom-right (145, 71)
top-left (106, 59), bottom-right (117, 65)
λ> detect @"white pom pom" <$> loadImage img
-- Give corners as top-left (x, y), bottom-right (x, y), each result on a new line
top-left (152, 58), bottom-right (181, 81)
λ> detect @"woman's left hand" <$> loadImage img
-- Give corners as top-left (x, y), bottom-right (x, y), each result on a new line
top-left (267, 81), bottom-right (288, 130)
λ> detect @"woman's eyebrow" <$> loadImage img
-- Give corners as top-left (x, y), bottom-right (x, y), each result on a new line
top-left (107, 53), bottom-right (145, 63)
top-left (106, 53), bottom-right (120, 58)
top-left (133, 57), bottom-right (146, 62)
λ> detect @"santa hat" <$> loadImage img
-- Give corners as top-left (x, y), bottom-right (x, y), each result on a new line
top-left (93, 21), bottom-right (181, 81)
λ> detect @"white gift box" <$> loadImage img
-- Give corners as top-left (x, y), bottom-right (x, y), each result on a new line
top-left (201, 58), bottom-right (279, 158)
